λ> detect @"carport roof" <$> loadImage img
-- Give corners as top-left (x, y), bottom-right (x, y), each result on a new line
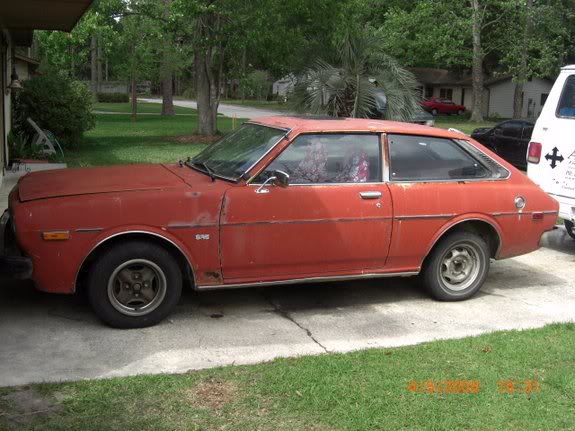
top-left (0, 0), bottom-right (94, 32)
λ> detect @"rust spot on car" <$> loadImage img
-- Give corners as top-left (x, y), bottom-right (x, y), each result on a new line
top-left (204, 271), bottom-right (222, 282)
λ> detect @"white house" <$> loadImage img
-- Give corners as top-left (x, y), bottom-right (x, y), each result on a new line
top-left (1, 0), bottom-right (93, 188)
top-left (484, 76), bottom-right (553, 119)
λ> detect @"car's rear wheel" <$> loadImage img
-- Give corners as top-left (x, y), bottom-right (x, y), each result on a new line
top-left (458, 109), bottom-right (464, 115)
top-left (564, 220), bottom-right (575, 240)
top-left (87, 241), bottom-right (182, 328)
top-left (422, 232), bottom-right (490, 301)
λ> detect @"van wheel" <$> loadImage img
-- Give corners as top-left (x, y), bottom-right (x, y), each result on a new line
top-left (564, 220), bottom-right (575, 240)
top-left (87, 241), bottom-right (182, 328)
top-left (422, 232), bottom-right (490, 301)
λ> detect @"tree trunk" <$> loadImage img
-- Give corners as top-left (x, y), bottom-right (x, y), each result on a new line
top-left (194, 16), bottom-right (218, 135)
top-left (470, 0), bottom-right (484, 122)
top-left (161, 0), bottom-right (175, 116)
top-left (241, 46), bottom-right (246, 102)
top-left (513, 0), bottom-right (533, 118)
top-left (90, 35), bottom-right (97, 97)
top-left (97, 35), bottom-right (103, 92)
top-left (131, 71), bottom-right (137, 122)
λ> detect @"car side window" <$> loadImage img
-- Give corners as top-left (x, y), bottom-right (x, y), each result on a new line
top-left (557, 75), bottom-right (575, 119)
top-left (521, 124), bottom-right (534, 140)
top-left (499, 122), bottom-right (521, 138)
top-left (255, 134), bottom-right (381, 184)
top-left (388, 134), bottom-right (489, 181)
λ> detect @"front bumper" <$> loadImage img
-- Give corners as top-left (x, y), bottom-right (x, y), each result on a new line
top-left (0, 210), bottom-right (33, 279)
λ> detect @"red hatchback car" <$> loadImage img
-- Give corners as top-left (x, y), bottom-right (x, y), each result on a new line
top-left (421, 97), bottom-right (466, 115)
top-left (1, 117), bottom-right (558, 328)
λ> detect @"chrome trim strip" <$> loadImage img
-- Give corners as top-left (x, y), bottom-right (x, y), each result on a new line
top-left (196, 271), bottom-right (419, 290)
top-left (74, 230), bottom-right (196, 291)
top-left (491, 210), bottom-right (558, 217)
top-left (165, 223), bottom-right (216, 230)
top-left (222, 216), bottom-right (393, 228)
top-left (395, 214), bottom-right (454, 220)
top-left (75, 228), bottom-right (104, 233)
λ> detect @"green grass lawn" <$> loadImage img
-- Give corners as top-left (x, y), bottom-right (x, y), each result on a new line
top-left (93, 101), bottom-right (197, 115)
top-left (65, 108), bottom-right (241, 167)
top-left (434, 115), bottom-right (497, 135)
top-left (218, 98), bottom-right (294, 112)
top-left (69, 103), bottom-right (494, 168)
top-left (1, 323), bottom-right (574, 430)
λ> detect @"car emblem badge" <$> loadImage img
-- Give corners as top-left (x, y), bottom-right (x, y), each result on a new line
top-left (545, 147), bottom-right (564, 169)
top-left (195, 234), bottom-right (210, 240)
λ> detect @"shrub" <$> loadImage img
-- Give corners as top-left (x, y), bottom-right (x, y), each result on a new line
top-left (97, 92), bottom-right (129, 103)
top-left (14, 73), bottom-right (95, 148)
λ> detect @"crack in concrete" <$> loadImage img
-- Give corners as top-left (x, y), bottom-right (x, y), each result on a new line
top-left (261, 291), bottom-right (329, 353)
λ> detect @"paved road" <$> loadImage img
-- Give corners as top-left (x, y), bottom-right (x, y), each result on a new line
top-left (139, 98), bottom-right (292, 119)
top-left (1, 228), bottom-right (574, 387)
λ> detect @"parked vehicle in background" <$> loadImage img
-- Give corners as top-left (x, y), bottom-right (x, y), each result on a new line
top-left (471, 120), bottom-right (534, 170)
top-left (372, 90), bottom-right (434, 126)
top-left (420, 97), bottom-right (466, 116)
top-left (527, 65), bottom-right (575, 237)
top-left (1, 117), bottom-right (558, 328)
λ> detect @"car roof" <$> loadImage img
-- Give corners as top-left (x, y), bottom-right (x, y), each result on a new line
top-left (248, 116), bottom-right (466, 139)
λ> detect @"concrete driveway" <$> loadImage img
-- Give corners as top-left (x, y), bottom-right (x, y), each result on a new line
top-left (1, 228), bottom-right (574, 387)
top-left (138, 98), bottom-right (293, 119)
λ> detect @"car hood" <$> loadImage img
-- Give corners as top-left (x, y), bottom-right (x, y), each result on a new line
top-left (17, 164), bottom-right (186, 202)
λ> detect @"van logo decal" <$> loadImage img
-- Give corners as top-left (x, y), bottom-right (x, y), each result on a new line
top-left (545, 147), bottom-right (564, 169)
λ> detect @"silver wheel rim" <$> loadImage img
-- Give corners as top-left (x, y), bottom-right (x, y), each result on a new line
top-left (439, 242), bottom-right (481, 291)
top-left (107, 259), bottom-right (167, 316)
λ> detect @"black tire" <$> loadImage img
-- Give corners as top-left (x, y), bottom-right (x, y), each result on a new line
top-left (422, 231), bottom-right (490, 301)
top-left (458, 109), bottom-right (464, 115)
top-left (87, 241), bottom-right (182, 328)
top-left (564, 220), bottom-right (575, 240)
top-left (431, 109), bottom-right (438, 116)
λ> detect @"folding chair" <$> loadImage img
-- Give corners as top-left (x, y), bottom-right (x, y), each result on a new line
top-left (27, 118), bottom-right (64, 157)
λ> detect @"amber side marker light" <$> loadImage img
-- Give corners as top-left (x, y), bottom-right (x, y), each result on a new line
top-left (42, 231), bottom-right (70, 241)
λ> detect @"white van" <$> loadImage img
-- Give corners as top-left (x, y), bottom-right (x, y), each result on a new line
top-left (527, 65), bottom-right (575, 236)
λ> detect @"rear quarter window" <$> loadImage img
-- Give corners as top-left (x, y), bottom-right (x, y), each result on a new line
top-left (556, 75), bottom-right (575, 119)
top-left (388, 134), bottom-right (506, 181)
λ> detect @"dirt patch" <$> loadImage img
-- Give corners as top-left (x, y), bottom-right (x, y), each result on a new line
top-left (1, 387), bottom-right (62, 428)
top-left (185, 379), bottom-right (237, 411)
top-left (169, 134), bottom-right (221, 145)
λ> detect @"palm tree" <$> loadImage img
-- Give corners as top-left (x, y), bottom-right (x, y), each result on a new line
top-left (292, 31), bottom-right (421, 121)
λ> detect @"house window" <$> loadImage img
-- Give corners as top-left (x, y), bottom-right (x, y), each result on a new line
top-left (439, 88), bottom-right (453, 100)
top-left (425, 87), bottom-right (433, 98)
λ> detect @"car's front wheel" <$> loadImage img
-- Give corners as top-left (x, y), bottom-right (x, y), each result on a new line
top-left (431, 109), bottom-right (438, 116)
top-left (422, 231), bottom-right (490, 301)
top-left (87, 241), bottom-right (182, 328)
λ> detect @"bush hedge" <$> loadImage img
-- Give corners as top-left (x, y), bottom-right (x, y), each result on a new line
top-left (14, 73), bottom-right (95, 149)
top-left (97, 92), bottom-right (129, 103)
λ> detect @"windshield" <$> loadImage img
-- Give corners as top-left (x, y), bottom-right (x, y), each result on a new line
top-left (191, 124), bottom-right (287, 181)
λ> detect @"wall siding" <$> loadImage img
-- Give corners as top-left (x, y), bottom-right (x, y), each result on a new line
top-left (487, 78), bottom-right (552, 119)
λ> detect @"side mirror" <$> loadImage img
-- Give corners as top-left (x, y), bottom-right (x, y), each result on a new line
top-left (272, 170), bottom-right (289, 188)
top-left (255, 170), bottom-right (290, 194)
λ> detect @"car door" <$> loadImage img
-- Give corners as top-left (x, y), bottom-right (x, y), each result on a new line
top-left (492, 121), bottom-right (523, 167)
top-left (220, 133), bottom-right (393, 283)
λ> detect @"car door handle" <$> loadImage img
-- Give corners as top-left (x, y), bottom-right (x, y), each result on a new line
top-left (359, 191), bottom-right (382, 200)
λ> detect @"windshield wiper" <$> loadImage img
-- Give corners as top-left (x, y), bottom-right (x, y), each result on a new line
top-left (186, 159), bottom-right (216, 182)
